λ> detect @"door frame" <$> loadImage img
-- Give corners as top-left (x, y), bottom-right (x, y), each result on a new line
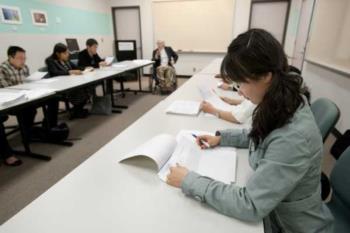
top-left (111, 6), bottom-right (143, 58)
top-left (292, 0), bottom-right (316, 71)
top-left (248, 0), bottom-right (291, 46)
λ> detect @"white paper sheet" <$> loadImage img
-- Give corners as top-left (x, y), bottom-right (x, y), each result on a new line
top-left (165, 100), bottom-right (201, 116)
top-left (105, 56), bottom-right (114, 65)
top-left (35, 78), bottom-right (59, 84)
top-left (23, 89), bottom-right (56, 100)
top-left (159, 130), bottom-right (237, 184)
top-left (25, 71), bottom-right (48, 82)
top-left (120, 130), bottom-right (237, 184)
top-left (0, 92), bottom-right (26, 106)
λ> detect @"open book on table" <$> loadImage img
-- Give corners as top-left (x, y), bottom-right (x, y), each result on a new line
top-left (119, 130), bottom-right (237, 184)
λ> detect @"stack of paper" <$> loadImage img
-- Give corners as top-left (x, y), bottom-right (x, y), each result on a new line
top-left (23, 89), bottom-right (56, 100)
top-left (165, 100), bottom-right (201, 116)
top-left (0, 92), bottom-right (26, 106)
top-left (133, 59), bottom-right (151, 65)
top-left (25, 71), bottom-right (48, 82)
top-left (105, 56), bottom-right (115, 65)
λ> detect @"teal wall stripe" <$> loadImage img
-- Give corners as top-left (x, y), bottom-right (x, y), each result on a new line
top-left (0, 0), bottom-right (112, 35)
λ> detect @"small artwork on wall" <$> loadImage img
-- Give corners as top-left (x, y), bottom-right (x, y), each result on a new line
top-left (31, 10), bottom-right (48, 26)
top-left (0, 5), bottom-right (22, 24)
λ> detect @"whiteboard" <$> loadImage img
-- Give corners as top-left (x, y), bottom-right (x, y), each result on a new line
top-left (152, 0), bottom-right (235, 52)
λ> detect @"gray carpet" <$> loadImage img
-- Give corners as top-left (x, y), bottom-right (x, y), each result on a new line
top-left (0, 78), bottom-right (187, 224)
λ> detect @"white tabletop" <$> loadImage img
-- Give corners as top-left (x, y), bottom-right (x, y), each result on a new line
top-left (0, 88), bottom-right (55, 112)
top-left (7, 60), bottom-right (154, 93)
top-left (0, 60), bottom-right (263, 233)
top-left (198, 57), bottom-right (224, 75)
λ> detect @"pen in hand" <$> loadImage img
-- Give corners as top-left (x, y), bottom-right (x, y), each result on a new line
top-left (192, 134), bottom-right (210, 148)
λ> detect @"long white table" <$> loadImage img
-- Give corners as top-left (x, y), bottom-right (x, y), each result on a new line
top-left (0, 60), bottom-right (154, 159)
top-left (0, 60), bottom-right (263, 233)
top-left (7, 60), bottom-right (154, 93)
top-left (198, 57), bottom-right (223, 75)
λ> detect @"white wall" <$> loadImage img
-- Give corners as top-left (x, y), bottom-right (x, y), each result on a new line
top-left (301, 0), bottom-right (350, 133)
top-left (303, 61), bottom-right (350, 133)
top-left (335, 1), bottom-right (350, 60)
top-left (0, 33), bottom-right (114, 72)
top-left (307, 0), bottom-right (349, 61)
top-left (109, 0), bottom-right (252, 76)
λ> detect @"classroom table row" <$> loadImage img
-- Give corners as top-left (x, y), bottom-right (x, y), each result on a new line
top-left (0, 59), bottom-right (263, 233)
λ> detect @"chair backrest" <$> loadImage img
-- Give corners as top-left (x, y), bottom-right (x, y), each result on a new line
top-left (310, 98), bottom-right (340, 142)
top-left (330, 146), bottom-right (350, 207)
top-left (38, 66), bottom-right (48, 72)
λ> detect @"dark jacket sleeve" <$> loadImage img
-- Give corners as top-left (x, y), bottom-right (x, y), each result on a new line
top-left (69, 61), bottom-right (79, 70)
top-left (77, 50), bottom-right (93, 69)
top-left (168, 47), bottom-right (178, 63)
top-left (95, 54), bottom-right (103, 64)
top-left (152, 49), bottom-right (161, 68)
top-left (77, 51), bottom-right (88, 69)
top-left (46, 58), bottom-right (69, 77)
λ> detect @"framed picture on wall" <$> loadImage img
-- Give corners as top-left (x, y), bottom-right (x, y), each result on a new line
top-left (31, 10), bottom-right (48, 26)
top-left (0, 5), bottom-right (22, 24)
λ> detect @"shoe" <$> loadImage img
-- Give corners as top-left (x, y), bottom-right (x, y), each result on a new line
top-left (4, 156), bottom-right (23, 167)
top-left (71, 108), bottom-right (89, 119)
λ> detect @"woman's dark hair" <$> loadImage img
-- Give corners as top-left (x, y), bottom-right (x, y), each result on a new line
top-left (221, 29), bottom-right (310, 146)
top-left (50, 43), bottom-right (68, 60)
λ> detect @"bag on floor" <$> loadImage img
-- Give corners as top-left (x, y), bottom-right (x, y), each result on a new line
top-left (158, 67), bottom-right (177, 94)
top-left (91, 95), bottom-right (112, 115)
top-left (32, 122), bottom-right (70, 142)
top-left (331, 129), bottom-right (350, 159)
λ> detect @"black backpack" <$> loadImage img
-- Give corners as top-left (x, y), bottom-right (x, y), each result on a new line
top-left (331, 130), bottom-right (350, 160)
top-left (32, 122), bottom-right (70, 142)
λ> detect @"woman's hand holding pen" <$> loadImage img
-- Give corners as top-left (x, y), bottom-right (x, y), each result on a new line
top-left (195, 135), bottom-right (221, 149)
top-left (167, 134), bottom-right (221, 187)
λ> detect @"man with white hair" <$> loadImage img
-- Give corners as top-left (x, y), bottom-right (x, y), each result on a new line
top-left (151, 40), bottom-right (178, 92)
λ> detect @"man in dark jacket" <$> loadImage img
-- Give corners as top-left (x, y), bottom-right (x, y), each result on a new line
top-left (78, 38), bottom-right (107, 69)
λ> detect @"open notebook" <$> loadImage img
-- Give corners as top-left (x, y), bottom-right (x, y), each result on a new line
top-left (119, 130), bottom-right (237, 184)
top-left (165, 100), bottom-right (201, 116)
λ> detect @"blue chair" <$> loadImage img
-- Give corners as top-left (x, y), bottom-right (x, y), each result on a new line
top-left (327, 147), bottom-right (350, 233)
top-left (310, 98), bottom-right (340, 142)
top-left (310, 98), bottom-right (340, 200)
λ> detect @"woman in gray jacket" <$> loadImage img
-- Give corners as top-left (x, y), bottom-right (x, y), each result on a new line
top-left (166, 29), bottom-right (334, 233)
